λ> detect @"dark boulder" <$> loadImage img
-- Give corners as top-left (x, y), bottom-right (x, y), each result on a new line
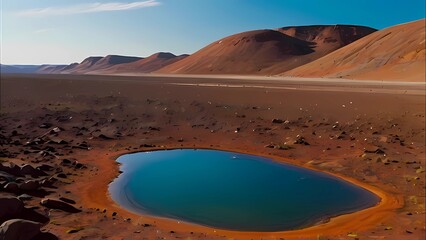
top-left (40, 198), bottom-right (81, 213)
top-left (19, 180), bottom-right (40, 191)
top-left (0, 197), bottom-right (49, 224)
top-left (0, 197), bottom-right (24, 223)
top-left (272, 118), bottom-right (284, 124)
top-left (0, 163), bottom-right (21, 176)
top-left (294, 136), bottom-right (310, 145)
top-left (20, 165), bottom-right (47, 178)
top-left (0, 219), bottom-right (42, 240)
top-left (4, 182), bottom-right (19, 193)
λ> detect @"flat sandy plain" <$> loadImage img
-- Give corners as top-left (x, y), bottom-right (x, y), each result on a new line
top-left (0, 73), bottom-right (425, 239)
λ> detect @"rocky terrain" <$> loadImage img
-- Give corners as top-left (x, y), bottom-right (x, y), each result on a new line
top-left (0, 74), bottom-right (424, 239)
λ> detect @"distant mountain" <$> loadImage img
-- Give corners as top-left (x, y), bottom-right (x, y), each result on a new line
top-left (61, 57), bottom-right (103, 73)
top-left (93, 52), bottom-right (189, 74)
top-left (1, 64), bottom-right (20, 73)
top-left (39, 53), bottom-right (187, 74)
top-left (1, 64), bottom-right (41, 74)
top-left (284, 19), bottom-right (426, 81)
top-left (32, 20), bottom-right (426, 81)
top-left (36, 65), bottom-right (68, 74)
top-left (54, 55), bottom-right (143, 74)
top-left (156, 25), bottom-right (376, 75)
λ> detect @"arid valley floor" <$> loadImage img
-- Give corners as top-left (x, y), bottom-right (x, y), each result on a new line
top-left (0, 73), bottom-right (425, 239)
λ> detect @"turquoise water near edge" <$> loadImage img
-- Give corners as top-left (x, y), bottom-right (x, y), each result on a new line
top-left (109, 149), bottom-right (379, 231)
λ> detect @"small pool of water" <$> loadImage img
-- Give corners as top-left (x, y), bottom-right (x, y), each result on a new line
top-left (109, 149), bottom-right (379, 231)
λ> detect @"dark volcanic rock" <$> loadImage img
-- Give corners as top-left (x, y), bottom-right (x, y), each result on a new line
top-left (294, 136), bottom-right (310, 145)
top-left (39, 123), bottom-right (52, 129)
top-left (0, 163), bottom-right (22, 176)
top-left (0, 197), bottom-right (24, 223)
top-left (17, 194), bottom-right (33, 201)
top-left (4, 182), bottom-right (20, 193)
top-left (19, 180), bottom-right (40, 191)
top-left (40, 198), bottom-right (81, 213)
top-left (20, 165), bottom-right (47, 178)
top-left (0, 197), bottom-right (49, 224)
top-left (272, 118), bottom-right (284, 124)
top-left (56, 173), bottom-right (67, 179)
top-left (0, 219), bottom-right (42, 240)
top-left (364, 148), bottom-right (386, 154)
top-left (40, 177), bottom-right (58, 188)
top-left (59, 197), bottom-right (76, 204)
top-left (32, 232), bottom-right (58, 240)
top-left (37, 164), bottom-right (55, 172)
top-left (61, 159), bottom-right (72, 165)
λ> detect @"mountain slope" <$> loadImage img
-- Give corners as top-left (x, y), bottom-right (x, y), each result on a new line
top-left (45, 55), bottom-right (143, 74)
top-left (1, 64), bottom-right (41, 74)
top-left (284, 19), bottom-right (426, 81)
top-left (93, 52), bottom-right (189, 74)
top-left (156, 25), bottom-right (376, 75)
top-left (36, 65), bottom-right (68, 73)
top-left (1, 64), bottom-right (21, 73)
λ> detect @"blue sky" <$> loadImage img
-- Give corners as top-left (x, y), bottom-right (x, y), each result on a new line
top-left (1, 0), bottom-right (425, 64)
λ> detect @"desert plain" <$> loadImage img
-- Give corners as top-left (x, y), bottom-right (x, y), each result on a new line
top-left (0, 72), bottom-right (425, 240)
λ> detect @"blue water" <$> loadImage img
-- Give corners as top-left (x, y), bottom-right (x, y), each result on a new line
top-left (109, 149), bottom-right (379, 231)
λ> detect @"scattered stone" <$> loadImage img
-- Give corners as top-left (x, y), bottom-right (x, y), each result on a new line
top-left (66, 227), bottom-right (84, 234)
top-left (4, 182), bottom-right (20, 193)
top-left (0, 197), bottom-right (48, 225)
top-left (40, 198), bottom-right (81, 213)
top-left (20, 165), bottom-right (47, 178)
top-left (59, 197), bottom-right (76, 204)
top-left (50, 127), bottom-right (62, 133)
top-left (294, 136), bottom-right (310, 145)
top-left (40, 177), bottom-right (57, 187)
top-left (0, 219), bottom-right (42, 240)
top-left (364, 148), bottom-right (386, 154)
top-left (140, 144), bottom-right (155, 148)
top-left (74, 162), bottom-right (85, 169)
top-left (37, 164), bottom-right (55, 172)
top-left (275, 144), bottom-right (293, 150)
top-left (19, 180), bottom-right (40, 191)
top-left (0, 163), bottom-right (21, 176)
top-left (57, 173), bottom-right (67, 179)
top-left (347, 232), bottom-right (358, 238)
top-left (32, 232), bottom-right (58, 240)
top-left (47, 136), bottom-right (68, 144)
top-left (272, 118), bottom-right (284, 124)
top-left (17, 194), bottom-right (33, 201)
top-left (39, 123), bottom-right (52, 129)
top-left (406, 160), bottom-right (417, 165)
top-left (98, 134), bottom-right (114, 140)
top-left (61, 159), bottom-right (72, 165)
top-left (415, 167), bottom-right (424, 174)
top-left (0, 197), bottom-right (24, 222)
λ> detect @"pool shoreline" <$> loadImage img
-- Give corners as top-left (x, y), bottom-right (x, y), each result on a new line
top-left (77, 145), bottom-right (403, 238)
top-left (109, 149), bottom-right (381, 232)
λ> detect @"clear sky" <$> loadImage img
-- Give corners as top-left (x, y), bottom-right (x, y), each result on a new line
top-left (1, 0), bottom-right (425, 64)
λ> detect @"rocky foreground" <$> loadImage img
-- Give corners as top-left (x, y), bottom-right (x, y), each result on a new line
top-left (0, 74), bottom-right (425, 239)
